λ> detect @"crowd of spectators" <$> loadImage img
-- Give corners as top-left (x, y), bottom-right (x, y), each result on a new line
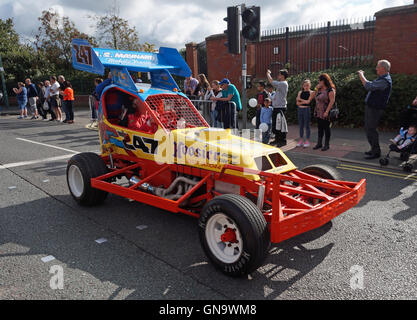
top-left (184, 74), bottom-right (242, 130)
top-left (12, 75), bottom-right (75, 124)
top-left (11, 58), bottom-right (414, 162)
top-left (251, 59), bottom-right (412, 160)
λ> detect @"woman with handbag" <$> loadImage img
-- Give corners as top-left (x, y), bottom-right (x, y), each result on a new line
top-left (300, 73), bottom-right (336, 151)
top-left (13, 82), bottom-right (28, 119)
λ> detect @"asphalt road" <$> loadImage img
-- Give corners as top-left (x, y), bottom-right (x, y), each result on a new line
top-left (1, 111), bottom-right (417, 300)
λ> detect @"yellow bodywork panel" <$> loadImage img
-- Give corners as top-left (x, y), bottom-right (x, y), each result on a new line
top-left (99, 120), bottom-right (296, 180)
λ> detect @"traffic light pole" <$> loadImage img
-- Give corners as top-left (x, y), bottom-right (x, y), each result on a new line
top-left (240, 4), bottom-right (247, 130)
top-left (0, 54), bottom-right (9, 110)
top-left (241, 37), bottom-right (247, 130)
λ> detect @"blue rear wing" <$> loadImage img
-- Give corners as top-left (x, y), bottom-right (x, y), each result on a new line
top-left (71, 39), bottom-right (191, 78)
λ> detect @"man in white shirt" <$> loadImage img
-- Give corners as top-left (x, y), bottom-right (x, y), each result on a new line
top-left (267, 69), bottom-right (289, 147)
top-left (49, 76), bottom-right (62, 121)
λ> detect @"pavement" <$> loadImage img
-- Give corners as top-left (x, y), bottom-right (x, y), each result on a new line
top-left (281, 124), bottom-right (415, 172)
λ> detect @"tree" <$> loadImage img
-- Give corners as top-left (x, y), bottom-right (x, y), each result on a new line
top-left (0, 18), bottom-right (43, 81)
top-left (91, 4), bottom-right (141, 51)
top-left (35, 9), bottom-right (96, 74)
top-left (91, 3), bottom-right (155, 52)
top-left (141, 42), bottom-right (157, 53)
top-left (0, 18), bottom-right (20, 54)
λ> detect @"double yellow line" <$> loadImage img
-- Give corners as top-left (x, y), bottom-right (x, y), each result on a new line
top-left (337, 163), bottom-right (417, 181)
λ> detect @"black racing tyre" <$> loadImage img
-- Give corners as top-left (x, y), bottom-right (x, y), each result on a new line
top-left (379, 158), bottom-right (389, 166)
top-left (198, 194), bottom-right (270, 277)
top-left (67, 152), bottom-right (109, 206)
top-left (301, 164), bottom-right (342, 181)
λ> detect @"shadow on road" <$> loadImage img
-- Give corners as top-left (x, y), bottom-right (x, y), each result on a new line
top-left (352, 174), bottom-right (417, 221)
top-left (0, 193), bottom-right (335, 300)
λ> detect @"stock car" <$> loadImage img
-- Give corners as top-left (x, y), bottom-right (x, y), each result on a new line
top-left (67, 39), bottom-right (366, 277)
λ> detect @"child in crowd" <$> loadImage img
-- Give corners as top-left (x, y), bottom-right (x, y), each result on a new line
top-left (207, 80), bottom-right (223, 128)
top-left (255, 82), bottom-right (269, 129)
top-left (296, 79), bottom-right (313, 147)
top-left (389, 125), bottom-right (417, 152)
top-left (260, 98), bottom-right (273, 144)
top-left (266, 83), bottom-right (275, 99)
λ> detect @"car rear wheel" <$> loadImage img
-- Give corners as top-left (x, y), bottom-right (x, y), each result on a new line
top-left (198, 194), bottom-right (270, 277)
top-left (67, 152), bottom-right (108, 206)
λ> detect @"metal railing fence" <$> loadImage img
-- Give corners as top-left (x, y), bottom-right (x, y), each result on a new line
top-left (256, 16), bottom-right (376, 76)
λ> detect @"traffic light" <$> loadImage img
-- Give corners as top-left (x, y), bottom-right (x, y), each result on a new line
top-left (242, 6), bottom-right (261, 42)
top-left (224, 6), bottom-right (240, 54)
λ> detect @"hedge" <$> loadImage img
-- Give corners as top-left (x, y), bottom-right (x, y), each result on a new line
top-left (248, 67), bottom-right (417, 129)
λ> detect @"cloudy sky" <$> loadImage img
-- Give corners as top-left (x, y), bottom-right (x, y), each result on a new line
top-left (0, 0), bottom-right (413, 49)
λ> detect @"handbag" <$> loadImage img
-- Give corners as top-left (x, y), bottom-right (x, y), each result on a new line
top-left (329, 102), bottom-right (339, 122)
top-left (326, 88), bottom-right (339, 122)
top-left (42, 101), bottom-right (49, 111)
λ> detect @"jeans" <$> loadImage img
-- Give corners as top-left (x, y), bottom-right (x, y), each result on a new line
top-left (18, 100), bottom-right (27, 110)
top-left (223, 102), bottom-right (237, 129)
top-left (91, 102), bottom-right (97, 120)
top-left (210, 109), bottom-right (218, 127)
top-left (63, 100), bottom-right (74, 121)
top-left (298, 107), bottom-right (311, 139)
top-left (365, 105), bottom-right (384, 154)
top-left (262, 124), bottom-right (272, 144)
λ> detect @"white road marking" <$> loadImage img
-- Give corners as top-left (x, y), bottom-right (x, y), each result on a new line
top-left (16, 137), bottom-right (79, 154)
top-left (95, 238), bottom-right (108, 244)
top-left (163, 286), bottom-right (171, 296)
top-left (0, 154), bottom-right (74, 170)
top-left (41, 255), bottom-right (56, 263)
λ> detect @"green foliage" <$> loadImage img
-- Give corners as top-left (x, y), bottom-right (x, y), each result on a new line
top-left (0, 18), bottom-right (20, 53)
top-left (0, 18), bottom-right (42, 82)
top-left (251, 67), bottom-right (417, 129)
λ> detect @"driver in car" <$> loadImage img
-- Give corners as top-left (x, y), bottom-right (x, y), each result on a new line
top-left (120, 96), bottom-right (157, 133)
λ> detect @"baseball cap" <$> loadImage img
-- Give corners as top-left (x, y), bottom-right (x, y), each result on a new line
top-left (219, 78), bottom-right (231, 85)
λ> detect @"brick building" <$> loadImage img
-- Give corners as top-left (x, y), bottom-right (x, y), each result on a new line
top-left (185, 1), bottom-right (417, 89)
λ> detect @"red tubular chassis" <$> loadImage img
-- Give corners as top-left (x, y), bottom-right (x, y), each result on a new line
top-left (91, 153), bottom-right (366, 244)
top-left (68, 39), bottom-right (367, 277)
